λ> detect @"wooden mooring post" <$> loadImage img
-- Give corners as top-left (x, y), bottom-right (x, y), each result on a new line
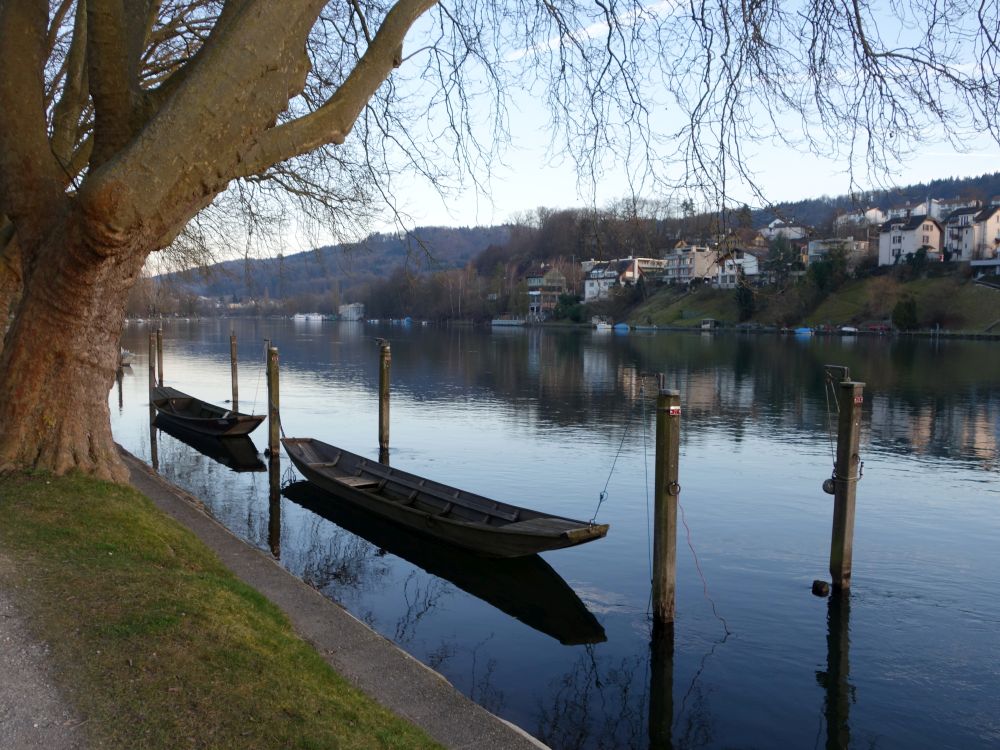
top-left (268, 454), bottom-right (281, 559)
top-left (378, 339), bottom-right (391, 460)
top-left (148, 332), bottom-right (157, 394)
top-left (827, 367), bottom-right (865, 591)
top-left (148, 332), bottom-right (158, 470)
top-left (230, 332), bottom-right (239, 412)
top-left (156, 328), bottom-right (164, 387)
top-left (266, 345), bottom-right (280, 456)
top-left (652, 378), bottom-right (680, 626)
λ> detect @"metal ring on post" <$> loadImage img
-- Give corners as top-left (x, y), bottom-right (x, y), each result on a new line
top-left (667, 481), bottom-right (681, 496)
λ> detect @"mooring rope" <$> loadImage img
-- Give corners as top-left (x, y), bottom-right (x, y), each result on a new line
top-left (590, 394), bottom-right (640, 524)
top-left (250, 339), bottom-right (265, 413)
top-left (823, 372), bottom-right (839, 474)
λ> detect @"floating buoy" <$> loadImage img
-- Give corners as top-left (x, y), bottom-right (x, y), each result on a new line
top-left (822, 477), bottom-right (836, 495)
top-left (812, 580), bottom-right (830, 597)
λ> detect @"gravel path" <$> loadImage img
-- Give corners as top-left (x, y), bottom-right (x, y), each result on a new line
top-left (0, 556), bottom-right (86, 750)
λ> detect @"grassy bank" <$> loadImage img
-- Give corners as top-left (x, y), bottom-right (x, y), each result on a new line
top-left (0, 473), bottom-right (440, 750)
top-left (628, 276), bottom-right (1000, 332)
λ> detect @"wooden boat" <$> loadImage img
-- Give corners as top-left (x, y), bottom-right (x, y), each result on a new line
top-left (282, 481), bottom-right (606, 644)
top-left (151, 386), bottom-right (265, 437)
top-left (282, 437), bottom-right (609, 558)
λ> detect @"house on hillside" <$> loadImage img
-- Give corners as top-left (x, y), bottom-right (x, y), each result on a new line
top-left (877, 215), bottom-right (943, 266)
top-left (712, 250), bottom-right (759, 289)
top-left (806, 238), bottom-right (873, 269)
top-left (835, 207), bottom-right (886, 228)
top-left (583, 259), bottom-right (645, 301)
top-left (943, 203), bottom-right (1000, 261)
top-left (661, 245), bottom-right (720, 285)
top-left (525, 266), bottom-right (567, 318)
top-left (888, 199), bottom-right (942, 221)
top-left (761, 219), bottom-right (810, 241)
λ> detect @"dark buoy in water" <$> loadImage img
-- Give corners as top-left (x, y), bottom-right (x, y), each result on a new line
top-left (812, 580), bottom-right (830, 597)
top-left (822, 477), bottom-right (836, 495)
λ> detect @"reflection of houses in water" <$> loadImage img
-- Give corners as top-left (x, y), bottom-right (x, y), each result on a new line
top-left (866, 393), bottom-right (1000, 468)
top-left (582, 346), bottom-right (614, 390)
top-left (909, 406), bottom-right (934, 453)
top-left (617, 365), bottom-right (645, 402)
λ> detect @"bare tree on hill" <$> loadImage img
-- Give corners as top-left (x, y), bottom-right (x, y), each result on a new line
top-left (0, 0), bottom-right (998, 479)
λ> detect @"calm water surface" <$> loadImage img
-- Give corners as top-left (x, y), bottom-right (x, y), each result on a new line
top-left (111, 320), bottom-right (1000, 749)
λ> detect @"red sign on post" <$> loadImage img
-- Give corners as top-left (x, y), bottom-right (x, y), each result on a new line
top-left (853, 395), bottom-right (863, 405)
top-left (669, 405), bottom-right (681, 416)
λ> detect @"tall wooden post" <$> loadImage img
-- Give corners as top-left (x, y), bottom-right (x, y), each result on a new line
top-left (156, 328), bottom-right (164, 387)
top-left (653, 382), bottom-right (680, 625)
top-left (378, 340), bottom-right (391, 459)
top-left (266, 346), bottom-right (280, 456)
top-left (148, 333), bottom-right (157, 394)
top-left (268, 454), bottom-right (281, 559)
top-left (148, 332), bottom-right (158, 470)
top-left (829, 378), bottom-right (864, 590)
top-left (230, 332), bottom-right (239, 412)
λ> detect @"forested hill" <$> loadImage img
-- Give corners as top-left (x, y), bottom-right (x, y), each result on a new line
top-left (760, 171), bottom-right (1000, 227)
top-left (164, 225), bottom-right (510, 303)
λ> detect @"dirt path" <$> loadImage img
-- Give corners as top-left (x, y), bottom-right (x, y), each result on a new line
top-left (0, 555), bottom-right (86, 750)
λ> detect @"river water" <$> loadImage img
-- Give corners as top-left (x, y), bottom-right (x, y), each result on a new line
top-left (112, 319), bottom-right (1000, 749)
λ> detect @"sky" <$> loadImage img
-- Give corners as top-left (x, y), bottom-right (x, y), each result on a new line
top-left (280, 123), bottom-right (997, 254)
top-left (280, 1), bottom-right (1000, 254)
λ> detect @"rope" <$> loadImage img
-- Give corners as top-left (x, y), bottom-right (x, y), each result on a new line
top-left (250, 339), bottom-right (265, 413)
top-left (679, 500), bottom-right (730, 637)
top-left (823, 373), bottom-right (839, 474)
top-left (590, 394), bottom-right (639, 524)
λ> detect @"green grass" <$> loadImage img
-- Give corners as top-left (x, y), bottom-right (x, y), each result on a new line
top-left (630, 287), bottom-right (737, 326)
top-left (0, 473), bottom-right (442, 750)
top-left (630, 275), bottom-right (1000, 331)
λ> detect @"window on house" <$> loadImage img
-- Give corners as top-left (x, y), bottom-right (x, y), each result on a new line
top-left (922, 235), bottom-right (929, 244)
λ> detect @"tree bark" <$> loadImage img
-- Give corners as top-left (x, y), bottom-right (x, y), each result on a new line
top-left (0, 218), bottom-right (145, 482)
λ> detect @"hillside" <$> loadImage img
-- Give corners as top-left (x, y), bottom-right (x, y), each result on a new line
top-left (629, 277), bottom-right (1000, 332)
top-left (163, 225), bottom-right (510, 303)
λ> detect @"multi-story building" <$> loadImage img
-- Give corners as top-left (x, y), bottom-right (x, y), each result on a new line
top-left (712, 250), bottom-right (759, 289)
top-left (877, 215), bottom-right (943, 265)
top-left (943, 204), bottom-right (1000, 260)
top-left (525, 266), bottom-right (567, 318)
top-left (338, 302), bottom-right (365, 320)
top-left (806, 238), bottom-right (873, 269)
top-left (661, 246), bottom-right (719, 285)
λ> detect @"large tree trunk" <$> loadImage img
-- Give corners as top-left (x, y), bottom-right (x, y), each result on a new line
top-left (0, 220), bottom-right (145, 482)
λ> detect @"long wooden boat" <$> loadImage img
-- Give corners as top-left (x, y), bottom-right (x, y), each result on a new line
top-left (282, 480), bottom-right (605, 644)
top-left (151, 386), bottom-right (265, 437)
top-left (282, 437), bottom-right (609, 558)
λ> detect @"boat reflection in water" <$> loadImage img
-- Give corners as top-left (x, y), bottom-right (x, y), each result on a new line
top-left (153, 417), bottom-right (266, 473)
top-left (281, 480), bottom-right (606, 646)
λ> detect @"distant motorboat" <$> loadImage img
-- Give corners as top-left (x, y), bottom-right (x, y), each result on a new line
top-left (118, 348), bottom-right (134, 367)
top-left (613, 323), bottom-right (630, 333)
top-left (794, 327), bottom-right (814, 336)
top-left (492, 317), bottom-right (526, 327)
top-left (292, 312), bottom-right (324, 322)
